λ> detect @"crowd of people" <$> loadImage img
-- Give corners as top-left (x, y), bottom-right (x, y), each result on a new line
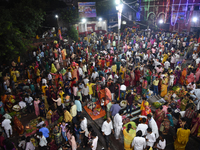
top-left (0, 27), bottom-right (200, 150)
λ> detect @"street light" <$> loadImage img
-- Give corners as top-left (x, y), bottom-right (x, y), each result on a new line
top-left (192, 17), bottom-right (197, 23)
top-left (122, 21), bottom-right (126, 24)
top-left (116, 0), bottom-right (123, 52)
top-left (115, 0), bottom-right (121, 5)
top-left (159, 19), bottom-right (163, 24)
top-left (82, 18), bottom-right (86, 23)
top-left (55, 15), bottom-right (58, 18)
top-left (99, 18), bottom-right (102, 21)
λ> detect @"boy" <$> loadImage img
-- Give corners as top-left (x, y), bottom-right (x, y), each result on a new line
top-left (146, 128), bottom-right (156, 149)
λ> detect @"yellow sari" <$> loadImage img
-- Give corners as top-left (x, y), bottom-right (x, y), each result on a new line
top-left (174, 128), bottom-right (190, 150)
top-left (161, 78), bottom-right (168, 97)
top-left (123, 128), bottom-right (136, 150)
top-left (162, 54), bottom-right (168, 63)
top-left (120, 67), bottom-right (126, 80)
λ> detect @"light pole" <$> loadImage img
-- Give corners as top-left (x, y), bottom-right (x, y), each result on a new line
top-left (116, 0), bottom-right (123, 52)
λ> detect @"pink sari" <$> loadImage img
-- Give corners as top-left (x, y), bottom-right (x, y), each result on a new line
top-left (186, 73), bottom-right (194, 85)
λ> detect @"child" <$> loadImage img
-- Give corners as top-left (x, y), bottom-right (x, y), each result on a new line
top-left (18, 136), bottom-right (26, 150)
top-left (154, 135), bottom-right (166, 150)
top-left (101, 98), bottom-right (105, 110)
top-left (146, 128), bottom-right (156, 149)
top-left (169, 72), bottom-right (175, 87)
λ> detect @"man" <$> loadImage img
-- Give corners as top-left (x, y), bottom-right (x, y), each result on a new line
top-left (82, 84), bottom-right (89, 102)
top-left (75, 96), bottom-right (82, 115)
top-left (91, 69), bottom-right (99, 81)
top-left (185, 105), bottom-right (195, 127)
top-left (126, 91), bottom-right (135, 116)
top-left (106, 100), bottom-right (114, 118)
top-left (36, 132), bottom-right (47, 150)
top-left (147, 114), bottom-right (159, 139)
top-left (153, 77), bottom-right (159, 96)
top-left (120, 83), bottom-right (126, 99)
top-left (91, 132), bottom-right (98, 150)
top-left (52, 95), bottom-right (62, 114)
top-left (190, 89), bottom-right (200, 105)
top-left (101, 117), bottom-right (114, 150)
top-left (25, 136), bottom-right (35, 150)
top-left (39, 124), bottom-right (49, 142)
top-left (131, 130), bottom-right (146, 150)
top-left (70, 101), bottom-right (77, 124)
top-left (25, 94), bottom-right (33, 113)
top-left (136, 118), bottom-right (148, 136)
top-left (1, 117), bottom-right (12, 138)
top-left (110, 101), bottom-right (121, 118)
top-left (113, 110), bottom-right (123, 140)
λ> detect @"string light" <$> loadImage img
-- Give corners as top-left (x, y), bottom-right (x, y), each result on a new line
top-left (171, 0), bottom-right (182, 26)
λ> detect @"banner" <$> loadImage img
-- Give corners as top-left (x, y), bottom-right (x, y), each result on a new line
top-left (78, 2), bottom-right (97, 18)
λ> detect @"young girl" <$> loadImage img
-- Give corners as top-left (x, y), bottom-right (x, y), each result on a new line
top-left (34, 98), bottom-right (40, 116)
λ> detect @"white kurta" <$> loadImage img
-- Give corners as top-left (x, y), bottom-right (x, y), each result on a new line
top-left (131, 137), bottom-right (146, 150)
top-left (148, 117), bottom-right (159, 139)
top-left (113, 113), bottom-right (123, 139)
top-left (146, 132), bottom-right (156, 147)
top-left (136, 123), bottom-right (148, 136)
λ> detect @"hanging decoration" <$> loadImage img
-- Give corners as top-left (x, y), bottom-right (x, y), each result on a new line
top-left (171, 0), bottom-right (182, 26)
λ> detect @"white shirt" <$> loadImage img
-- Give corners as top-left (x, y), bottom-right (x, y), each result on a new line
top-left (83, 78), bottom-right (89, 85)
top-left (175, 54), bottom-right (180, 62)
top-left (37, 135), bottom-right (47, 147)
top-left (80, 117), bottom-right (87, 131)
top-left (143, 54), bottom-right (148, 60)
top-left (196, 58), bottom-right (200, 65)
top-left (190, 89), bottom-right (200, 100)
top-left (2, 119), bottom-right (11, 129)
top-left (146, 132), bottom-right (156, 147)
top-left (78, 67), bottom-right (83, 76)
top-left (113, 113), bottom-right (123, 128)
top-left (126, 51), bottom-right (132, 57)
top-left (136, 123), bottom-right (148, 136)
top-left (47, 73), bottom-right (52, 80)
top-left (68, 72), bottom-right (72, 80)
top-left (102, 120), bottom-right (113, 135)
top-left (114, 74), bottom-right (118, 83)
top-left (82, 86), bottom-right (89, 95)
top-left (25, 142), bottom-right (35, 150)
top-left (25, 96), bottom-right (33, 105)
top-left (131, 137), bottom-right (146, 150)
top-left (120, 85), bottom-right (126, 91)
top-left (169, 75), bottom-right (175, 81)
top-left (156, 139), bottom-right (166, 150)
top-left (164, 61), bottom-right (170, 69)
top-left (91, 72), bottom-right (99, 80)
top-left (92, 136), bottom-right (98, 150)
top-left (192, 53), bottom-right (198, 60)
top-left (19, 101), bottom-right (26, 109)
top-left (42, 78), bottom-right (47, 85)
top-left (148, 117), bottom-right (159, 139)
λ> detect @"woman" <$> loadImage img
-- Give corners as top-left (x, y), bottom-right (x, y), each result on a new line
top-left (175, 68), bottom-right (181, 85)
top-left (134, 68), bottom-right (141, 86)
top-left (53, 125), bottom-right (62, 146)
top-left (70, 131), bottom-right (77, 150)
top-left (124, 72), bottom-right (131, 87)
top-left (160, 76), bottom-right (168, 97)
top-left (39, 100), bottom-right (45, 117)
top-left (154, 106), bottom-right (165, 129)
top-left (179, 68), bottom-right (187, 85)
top-left (190, 112), bottom-right (200, 136)
top-left (13, 116), bottom-right (24, 135)
top-left (174, 124), bottom-right (190, 150)
top-left (130, 69), bottom-right (135, 87)
top-left (186, 71), bottom-right (195, 85)
top-left (123, 123), bottom-right (136, 150)
top-left (140, 97), bottom-right (151, 116)
top-left (120, 65), bottom-right (126, 80)
top-left (34, 98), bottom-right (40, 116)
top-left (51, 110), bottom-right (60, 123)
top-left (142, 77), bottom-right (148, 97)
top-left (146, 69), bottom-right (152, 85)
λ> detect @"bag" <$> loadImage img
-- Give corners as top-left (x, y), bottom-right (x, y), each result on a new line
top-left (160, 123), bottom-right (164, 132)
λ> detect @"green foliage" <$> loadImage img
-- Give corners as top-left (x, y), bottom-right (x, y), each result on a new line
top-left (0, 0), bottom-right (46, 64)
top-left (68, 26), bottom-right (79, 42)
top-left (60, 8), bottom-right (79, 23)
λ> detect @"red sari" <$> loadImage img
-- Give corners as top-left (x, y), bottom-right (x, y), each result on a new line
top-left (179, 68), bottom-right (187, 85)
top-left (124, 74), bottom-right (130, 87)
top-left (154, 110), bottom-right (165, 129)
top-left (134, 70), bottom-right (141, 86)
